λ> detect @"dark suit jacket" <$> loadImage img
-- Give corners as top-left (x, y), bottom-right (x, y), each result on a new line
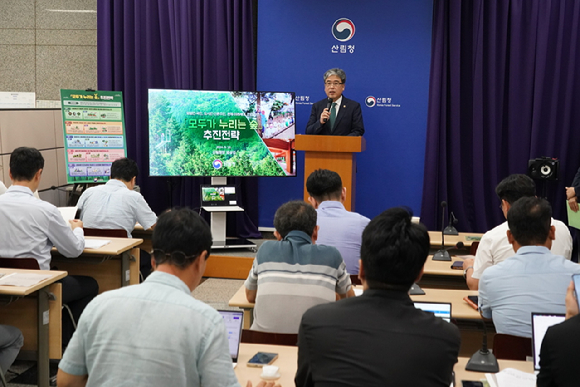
top-left (537, 314), bottom-right (580, 387)
top-left (295, 289), bottom-right (460, 387)
top-left (305, 96), bottom-right (365, 136)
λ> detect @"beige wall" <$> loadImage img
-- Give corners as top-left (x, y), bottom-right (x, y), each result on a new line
top-left (0, 0), bottom-right (97, 105)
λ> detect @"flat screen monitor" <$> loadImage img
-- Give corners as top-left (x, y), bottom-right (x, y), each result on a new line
top-left (148, 89), bottom-right (296, 177)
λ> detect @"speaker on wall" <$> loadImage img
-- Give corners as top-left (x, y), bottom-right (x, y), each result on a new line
top-left (528, 157), bottom-right (559, 181)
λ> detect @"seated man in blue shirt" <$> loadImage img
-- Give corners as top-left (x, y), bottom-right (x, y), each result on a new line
top-left (77, 157), bottom-right (157, 277)
top-left (306, 169), bottom-right (370, 274)
top-left (479, 197), bottom-right (580, 338)
top-left (245, 200), bottom-right (354, 334)
top-left (58, 208), bottom-right (277, 387)
top-left (0, 147), bottom-right (98, 349)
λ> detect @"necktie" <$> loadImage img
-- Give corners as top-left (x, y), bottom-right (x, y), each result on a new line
top-left (329, 102), bottom-right (337, 131)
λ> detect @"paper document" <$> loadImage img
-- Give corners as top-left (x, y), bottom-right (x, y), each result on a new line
top-left (0, 273), bottom-right (53, 287)
top-left (486, 368), bottom-right (535, 387)
top-left (58, 207), bottom-right (78, 224)
top-left (84, 239), bottom-right (111, 249)
top-left (566, 201), bottom-right (580, 229)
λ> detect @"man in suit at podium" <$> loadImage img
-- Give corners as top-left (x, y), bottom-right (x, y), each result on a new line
top-left (305, 68), bottom-right (365, 136)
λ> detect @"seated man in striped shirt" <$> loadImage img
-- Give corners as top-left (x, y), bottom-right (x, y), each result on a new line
top-left (244, 200), bottom-right (355, 334)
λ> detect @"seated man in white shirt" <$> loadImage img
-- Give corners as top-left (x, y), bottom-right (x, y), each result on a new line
top-left (77, 157), bottom-right (157, 277)
top-left (0, 147), bottom-right (98, 348)
top-left (464, 174), bottom-right (572, 290)
top-left (478, 197), bottom-right (580, 338)
top-left (306, 169), bottom-right (370, 274)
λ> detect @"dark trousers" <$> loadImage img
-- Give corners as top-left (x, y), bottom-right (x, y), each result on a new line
top-left (60, 275), bottom-right (99, 348)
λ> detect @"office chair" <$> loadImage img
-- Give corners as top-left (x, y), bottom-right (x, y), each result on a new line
top-left (241, 329), bottom-right (298, 346)
top-left (350, 274), bottom-right (362, 286)
top-left (492, 333), bottom-right (532, 360)
top-left (83, 228), bottom-right (126, 238)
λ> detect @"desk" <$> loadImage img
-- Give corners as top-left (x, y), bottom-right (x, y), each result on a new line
top-left (51, 236), bottom-right (142, 293)
top-left (234, 344), bottom-right (534, 386)
top-left (132, 224), bottom-right (153, 253)
top-left (0, 268), bottom-right (67, 387)
top-left (419, 255), bottom-right (470, 289)
top-left (428, 231), bottom-right (483, 248)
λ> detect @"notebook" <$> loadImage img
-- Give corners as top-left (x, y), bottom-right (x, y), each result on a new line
top-left (200, 185), bottom-right (243, 211)
top-left (414, 301), bottom-right (452, 323)
top-left (218, 309), bottom-right (244, 367)
top-left (532, 312), bottom-right (565, 371)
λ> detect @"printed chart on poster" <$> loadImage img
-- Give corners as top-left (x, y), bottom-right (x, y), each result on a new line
top-left (60, 89), bottom-right (128, 184)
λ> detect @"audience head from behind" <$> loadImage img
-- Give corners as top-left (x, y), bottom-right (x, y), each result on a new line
top-left (273, 200), bottom-right (318, 240)
top-left (360, 207), bottom-right (430, 289)
top-left (151, 208), bottom-right (212, 289)
top-left (495, 174), bottom-right (536, 218)
top-left (306, 169), bottom-right (345, 208)
top-left (10, 147), bottom-right (44, 182)
top-left (110, 157), bottom-right (139, 185)
top-left (506, 196), bottom-right (554, 250)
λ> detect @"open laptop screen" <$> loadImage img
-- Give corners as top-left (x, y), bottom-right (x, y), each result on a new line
top-left (532, 312), bottom-right (565, 370)
top-left (218, 309), bottom-right (244, 363)
top-left (414, 301), bottom-right (452, 323)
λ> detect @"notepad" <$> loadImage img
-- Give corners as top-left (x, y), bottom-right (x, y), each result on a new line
top-left (0, 273), bottom-right (53, 287)
top-left (84, 239), bottom-right (111, 249)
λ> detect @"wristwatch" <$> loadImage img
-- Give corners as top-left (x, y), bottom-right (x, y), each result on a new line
top-left (463, 266), bottom-right (473, 279)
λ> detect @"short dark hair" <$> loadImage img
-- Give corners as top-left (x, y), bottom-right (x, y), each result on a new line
top-left (110, 158), bottom-right (139, 182)
top-left (507, 197), bottom-right (552, 246)
top-left (10, 147), bottom-right (44, 181)
top-left (306, 169), bottom-right (342, 202)
top-left (495, 174), bottom-right (536, 204)
top-left (273, 201), bottom-right (317, 238)
top-left (361, 207), bottom-right (430, 288)
top-left (152, 208), bottom-right (212, 269)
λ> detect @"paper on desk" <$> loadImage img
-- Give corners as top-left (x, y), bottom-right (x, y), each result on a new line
top-left (84, 239), bottom-right (111, 249)
top-left (485, 368), bottom-right (535, 387)
top-left (0, 273), bottom-right (53, 287)
top-left (567, 201), bottom-right (580, 230)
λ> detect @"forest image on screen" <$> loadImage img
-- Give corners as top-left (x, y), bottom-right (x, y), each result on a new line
top-left (149, 89), bottom-right (296, 177)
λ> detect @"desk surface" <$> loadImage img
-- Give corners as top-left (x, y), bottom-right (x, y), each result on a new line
top-left (423, 255), bottom-right (469, 277)
top-left (0, 268), bottom-right (67, 296)
top-left (229, 284), bottom-right (480, 320)
top-left (429, 231), bottom-right (484, 247)
top-left (52, 236), bottom-right (142, 256)
top-left (234, 343), bottom-right (534, 385)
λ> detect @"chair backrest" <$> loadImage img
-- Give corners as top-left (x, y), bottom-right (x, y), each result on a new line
top-left (350, 274), bottom-right (362, 286)
top-left (241, 329), bottom-right (298, 346)
top-left (0, 257), bottom-right (40, 270)
top-left (470, 241), bottom-right (480, 255)
top-left (83, 228), bottom-right (127, 238)
top-left (492, 333), bottom-right (532, 360)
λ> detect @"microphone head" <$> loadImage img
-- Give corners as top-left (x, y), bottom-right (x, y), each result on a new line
top-left (456, 241), bottom-right (464, 249)
top-left (327, 97), bottom-right (333, 104)
top-left (441, 201), bottom-right (447, 208)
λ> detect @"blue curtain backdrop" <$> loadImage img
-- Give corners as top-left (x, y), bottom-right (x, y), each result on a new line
top-left (256, 1), bottom-right (433, 227)
top-left (97, 0), bottom-right (260, 238)
top-left (421, 0), bottom-right (580, 232)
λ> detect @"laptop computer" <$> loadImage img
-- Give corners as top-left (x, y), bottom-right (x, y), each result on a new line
top-left (200, 185), bottom-right (243, 211)
top-left (414, 301), bottom-right (452, 323)
top-left (218, 309), bottom-right (244, 368)
top-left (532, 312), bottom-right (565, 372)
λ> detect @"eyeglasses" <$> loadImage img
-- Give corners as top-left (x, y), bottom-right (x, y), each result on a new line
top-left (324, 81), bottom-right (343, 87)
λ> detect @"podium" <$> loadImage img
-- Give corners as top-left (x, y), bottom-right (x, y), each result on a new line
top-left (295, 134), bottom-right (366, 211)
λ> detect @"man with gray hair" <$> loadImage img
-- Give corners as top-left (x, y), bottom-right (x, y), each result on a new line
top-left (245, 200), bottom-right (355, 334)
top-left (305, 68), bottom-right (365, 136)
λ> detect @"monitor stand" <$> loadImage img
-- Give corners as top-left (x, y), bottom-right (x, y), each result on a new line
top-left (204, 177), bottom-right (256, 251)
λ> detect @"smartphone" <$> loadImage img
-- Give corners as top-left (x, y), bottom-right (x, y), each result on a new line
top-left (573, 274), bottom-right (580, 307)
top-left (462, 382), bottom-right (484, 387)
top-left (247, 352), bottom-right (278, 367)
top-left (451, 261), bottom-right (463, 270)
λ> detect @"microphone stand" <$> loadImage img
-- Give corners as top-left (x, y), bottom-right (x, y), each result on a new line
top-left (433, 203), bottom-right (451, 261)
top-left (465, 321), bottom-right (499, 372)
top-left (443, 211), bottom-right (459, 235)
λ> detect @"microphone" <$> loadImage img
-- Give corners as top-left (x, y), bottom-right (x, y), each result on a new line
top-left (465, 321), bottom-right (499, 372)
top-left (443, 211), bottom-right (459, 235)
top-left (323, 98), bottom-right (333, 123)
top-left (433, 202), bottom-right (452, 261)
